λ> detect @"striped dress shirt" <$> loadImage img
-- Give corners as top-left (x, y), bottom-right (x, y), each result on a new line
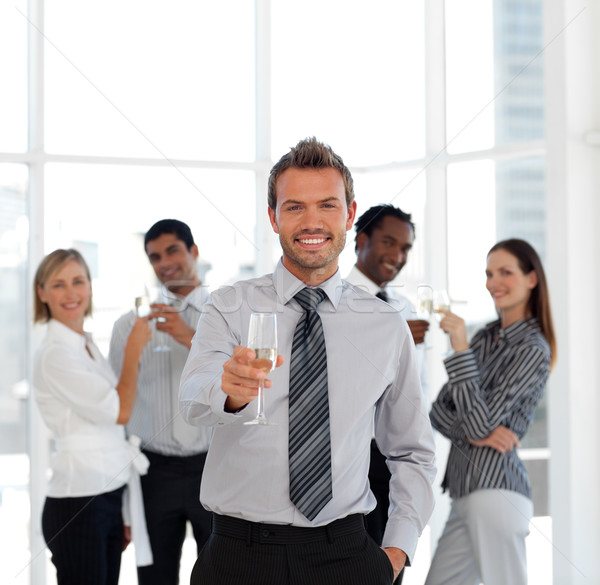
top-left (109, 285), bottom-right (212, 456)
top-left (430, 317), bottom-right (550, 499)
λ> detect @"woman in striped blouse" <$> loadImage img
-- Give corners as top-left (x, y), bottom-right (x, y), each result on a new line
top-left (425, 239), bottom-right (556, 585)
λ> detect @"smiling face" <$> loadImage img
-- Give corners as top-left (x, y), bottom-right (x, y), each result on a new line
top-left (37, 259), bottom-right (92, 333)
top-left (145, 233), bottom-right (200, 296)
top-left (486, 248), bottom-right (538, 326)
top-left (268, 167), bottom-right (356, 285)
top-left (356, 215), bottom-right (414, 287)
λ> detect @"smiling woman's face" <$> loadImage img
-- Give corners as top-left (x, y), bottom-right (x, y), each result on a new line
top-left (37, 259), bottom-right (92, 333)
top-left (486, 248), bottom-right (537, 326)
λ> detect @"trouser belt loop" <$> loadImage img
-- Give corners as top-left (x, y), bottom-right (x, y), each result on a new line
top-left (246, 523), bottom-right (253, 547)
top-left (325, 524), bottom-right (334, 544)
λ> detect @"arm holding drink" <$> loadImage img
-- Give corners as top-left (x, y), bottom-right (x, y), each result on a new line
top-left (221, 345), bottom-right (285, 413)
top-left (149, 303), bottom-right (197, 348)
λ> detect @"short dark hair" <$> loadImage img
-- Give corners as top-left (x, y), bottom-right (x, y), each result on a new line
top-left (267, 137), bottom-right (355, 210)
top-left (354, 204), bottom-right (415, 251)
top-left (144, 219), bottom-right (195, 251)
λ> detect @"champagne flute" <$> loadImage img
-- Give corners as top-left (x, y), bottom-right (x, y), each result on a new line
top-left (416, 285), bottom-right (434, 348)
top-left (159, 284), bottom-right (188, 314)
top-left (434, 289), bottom-right (452, 354)
top-left (433, 289), bottom-right (451, 321)
top-left (135, 295), bottom-right (152, 318)
top-left (416, 285), bottom-right (434, 319)
top-left (149, 285), bottom-right (186, 352)
top-left (134, 287), bottom-right (170, 352)
top-left (245, 312), bottom-right (278, 426)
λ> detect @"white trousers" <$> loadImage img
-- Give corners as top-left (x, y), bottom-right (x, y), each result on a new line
top-left (425, 489), bottom-right (533, 585)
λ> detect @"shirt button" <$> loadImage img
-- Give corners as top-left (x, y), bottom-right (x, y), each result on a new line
top-left (261, 529), bottom-right (270, 538)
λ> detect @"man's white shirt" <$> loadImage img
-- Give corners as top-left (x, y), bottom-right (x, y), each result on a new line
top-left (345, 265), bottom-right (428, 400)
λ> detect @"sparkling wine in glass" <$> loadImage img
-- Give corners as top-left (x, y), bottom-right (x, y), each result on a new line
top-left (416, 285), bottom-right (434, 319)
top-left (245, 313), bottom-right (278, 425)
top-left (434, 289), bottom-right (452, 355)
top-left (433, 289), bottom-right (451, 322)
top-left (135, 295), bottom-right (152, 318)
top-left (416, 285), bottom-right (433, 348)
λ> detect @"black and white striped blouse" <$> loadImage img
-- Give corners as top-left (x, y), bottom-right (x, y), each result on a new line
top-left (430, 317), bottom-right (551, 499)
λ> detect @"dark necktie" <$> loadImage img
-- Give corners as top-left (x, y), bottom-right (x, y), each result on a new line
top-left (376, 290), bottom-right (389, 302)
top-left (288, 287), bottom-right (332, 521)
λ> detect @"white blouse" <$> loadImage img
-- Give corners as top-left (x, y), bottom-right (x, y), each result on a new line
top-left (33, 319), bottom-right (153, 566)
top-left (33, 319), bottom-right (132, 497)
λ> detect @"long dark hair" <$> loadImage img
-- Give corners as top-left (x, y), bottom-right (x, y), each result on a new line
top-left (488, 238), bottom-right (556, 369)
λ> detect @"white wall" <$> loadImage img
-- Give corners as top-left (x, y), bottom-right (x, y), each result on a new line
top-left (545, 1), bottom-right (600, 583)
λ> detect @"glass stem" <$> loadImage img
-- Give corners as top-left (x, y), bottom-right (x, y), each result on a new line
top-left (256, 380), bottom-right (266, 421)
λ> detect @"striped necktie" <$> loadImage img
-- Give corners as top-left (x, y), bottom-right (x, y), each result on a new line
top-left (288, 287), bottom-right (332, 521)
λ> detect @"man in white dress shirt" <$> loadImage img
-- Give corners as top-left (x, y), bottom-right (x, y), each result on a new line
top-left (346, 204), bottom-right (429, 584)
top-left (180, 138), bottom-right (436, 585)
top-left (109, 219), bottom-right (211, 585)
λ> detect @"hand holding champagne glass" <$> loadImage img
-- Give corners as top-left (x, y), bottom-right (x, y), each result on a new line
top-left (245, 312), bottom-right (278, 425)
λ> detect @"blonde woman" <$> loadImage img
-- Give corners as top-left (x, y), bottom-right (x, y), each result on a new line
top-left (33, 248), bottom-right (152, 585)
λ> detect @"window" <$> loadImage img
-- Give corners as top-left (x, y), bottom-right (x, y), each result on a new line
top-left (0, 163), bottom-right (29, 584)
top-left (0, 1), bottom-right (551, 583)
top-left (271, 1), bottom-right (426, 166)
top-left (44, 1), bottom-right (256, 160)
top-left (0, 1), bottom-right (28, 152)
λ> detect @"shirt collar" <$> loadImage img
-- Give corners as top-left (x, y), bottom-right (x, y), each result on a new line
top-left (272, 258), bottom-right (343, 309)
top-left (184, 284), bottom-right (210, 312)
top-left (158, 284), bottom-right (209, 313)
top-left (486, 316), bottom-right (541, 343)
top-left (345, 265), bottom-right (382, 297)
top-left (47, 319), bottom-right (90, 349)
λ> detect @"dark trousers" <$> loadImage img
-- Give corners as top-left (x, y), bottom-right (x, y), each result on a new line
top-left (42, 486), bottom-right (125, 585)
top-left (367, 440), bottom-right (405, 585)
top-left (137, 450), bottom-right (212, 585)
top-left (190, 513), bottom-right (395, 585)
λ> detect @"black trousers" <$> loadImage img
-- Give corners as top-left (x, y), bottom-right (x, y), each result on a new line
top-left (42, 486), bottom-right (125, 585)
top-left (137, 450), bottom-right (212, 585)
top-left (190, 513), bottom-right (395, 585)
top-left (366, 440), bottom-right (405, 585)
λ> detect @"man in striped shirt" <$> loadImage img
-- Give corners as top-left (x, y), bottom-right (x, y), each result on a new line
top-left (109, 219), bottom-right (212, 585)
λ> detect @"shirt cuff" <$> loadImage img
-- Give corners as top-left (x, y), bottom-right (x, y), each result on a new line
top-left (381, 520), bottom-right (419, 566)
top-left (444, 349), bottom-right (479, 383)
top-left (211, 388), bottom-right (246, 425)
